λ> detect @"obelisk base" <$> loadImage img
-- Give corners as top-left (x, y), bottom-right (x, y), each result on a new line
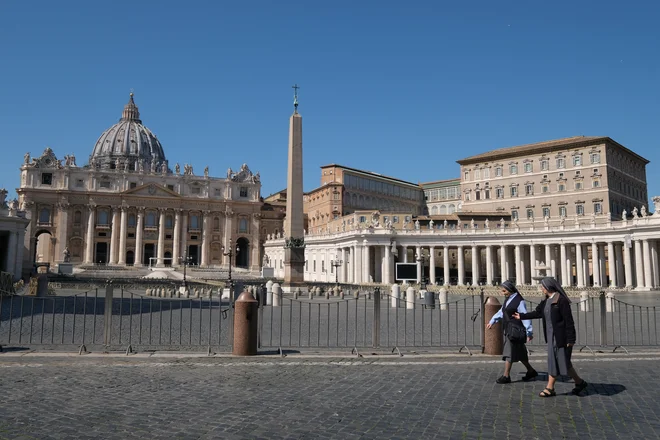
top-left (283, 247), bottom-right (307, 293)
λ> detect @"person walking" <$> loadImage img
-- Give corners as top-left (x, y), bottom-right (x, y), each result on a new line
top-left (487, 280), bottom-right (538, 384)
top-left (513, 277), bottom-right (588, 397)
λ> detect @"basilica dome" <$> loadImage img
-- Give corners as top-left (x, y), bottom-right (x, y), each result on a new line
top-left (89, 93), bottom-right (167, 170)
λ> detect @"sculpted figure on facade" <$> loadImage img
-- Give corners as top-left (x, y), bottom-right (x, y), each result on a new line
top-left (559, 215), bottom-right (565, 226)
top-left (204, 166), bottom-right (209, 178)
top-left (0, 188), bottom-right (7, 207)
top-left (443, 219), bottom-right (448, 229)
top-left (24, 152), bottom-right (30, 164)
top-left (227, 167), bottom-right (233, 179)
top-left (175, 163), bottom-right (180, 175)
top-left (429, 219), bottom-right (434, 229)
top-left (653, 197), bottom-right (660, 215)
top-left (62, 246), bottom-right (71, 263)
top-left (622, 209), bottom-right (627, 221)
top-left (371, 211), bottom-right (380, 227)
top-left (632, 206), bottom-right (638, 218)
top-left (470, 218), bottom-right (475, 229)
top-left (641, 205), bottom-right (647, 217)
top-left (414, 220), bottom-right (420, 230)
top-left (484, 218), bottom-right (489, 229)
top-left (138, 160), bottom-right (144, 173)
top-left (543, 215), bottom-right (549, 226)
top-left (150, 158), bottom-right (156, 173)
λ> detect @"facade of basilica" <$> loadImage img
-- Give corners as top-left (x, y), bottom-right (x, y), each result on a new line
top-left (16, 93), bottom-right (265, 278)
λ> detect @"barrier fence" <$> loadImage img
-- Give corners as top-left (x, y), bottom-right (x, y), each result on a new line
top-left (1, 286), bottom-right (659, 355)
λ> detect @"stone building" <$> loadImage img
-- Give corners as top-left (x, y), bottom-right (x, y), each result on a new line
top-left (457, 136), bottom-right (649, 222)
top-left (0, 190), bottom-right (30, 281)
top-left (420, 178), bottom-right (461, 215)
top-left (16, 93), bottom-right (264, 277)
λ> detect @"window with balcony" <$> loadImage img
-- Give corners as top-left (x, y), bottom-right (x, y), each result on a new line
top-left (590, 153), bottom-right (601, 164)
top-left (510, 186), bottom-right (518, 197)
top-left (541, 160), bottom-right (549, 171)
top-left (495, 167), bottom-right (503, 177)
top-left (542, 207), bottom-right (550, 218)
top-left (576, 204), bottom-right (585, 216)
top-left (559, 206), bottom-right (567, 217)
top-left (526, 209), bottom-right (534, 220)
top-left (524, 163), bottom-right (533, 173)
top-left (556, 158), bottom-right (565, 169)
top-left (510, 164), bottom-right (518, 175)
top-left (594, 203), bottom-right (602, 214)
top-left (573, 155), bottom-right (582, 166)
top-left (496, 188), bottom-right (504, 199)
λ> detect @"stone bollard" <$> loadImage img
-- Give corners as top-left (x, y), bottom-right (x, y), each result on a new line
top-left (367, 290), bottom-right (372, 300)
top-left (439, 287), bottom-right (448, 311)
top-left (185, 289), bottom-right (190, 298)
top-left (233, 290), bottom-right (259, 356)
top-left (317, 286), bottom-right (323, 297)
top-left (35, 274), bottom-right (49, 297)
top-left (340, 289), bottom-right (345, 300)
top-left (266, 280), bottom-right (273, 305)
top-left (272, 283), bottom-right (281, 307)
top-left (606, 291), bottom-right (615, 313)
top-left (308, 289), bottom-right (314, 300)
top-left (579, 291), bottom-right (590, 312)
top-left (391, 284), bottom-right (400, 308)
top-left (406, 286), bottom-right (415, 309)
top-left (484, 297), bottom-right (503, 355)
top-left (353, 289), bottom-right (360, 299)
top-left (293, 287), bottom-right (299, 299)
top-left (325, 289), bottom-right (330, 300)
top-left (145, 288), bottom-right (152, 296)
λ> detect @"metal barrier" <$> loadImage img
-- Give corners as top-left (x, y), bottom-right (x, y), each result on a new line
top-left (0, 287), bottom-right (234, 354)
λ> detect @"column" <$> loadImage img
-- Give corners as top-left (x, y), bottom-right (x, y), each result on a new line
top-left (14, 230), bottom-right (25, 279)
top-left (172, 209), bottom-right (181, 266)
top-left (500, 245), bottom-right (507, 284)
top-left (443, 246), bottom-right (450, 285)
top-left (560, 243), bottom-right (568, 286)
top-left (624, 241), bottom-right (633, 288)
top-left (485, 245), bottom-right (493, 285)
top-left (157, 209), bottom-right (166, 267)
top-left (634, 240), bottom-right (644, 288)
top-left (652, 241), bottom-right (659, 288)
top-left (383, 245), bottom-right (391, 284)
top-left (599, 244), bottom-right (606, 287)
top-left (615, 243), bottom-right (624, 288)
top-left (416, 246), bottom-right (422, 283)
top-left (363, 242), bottom-right (371, 283)
top-left (576, 243), bottom-right (584, 288)
top-left (471, 245), bottom-right (479, 285)
top-left (514, 244), bottom-right (522, 286)
top-left (134, 209), bottom-right (144, 266)
top-left (181, 213), bottom-right (188, 260)
top-left (84, 207), bottom-right (95, 264)
top-left (201, 211), bottom-right (210, 267)
top-left (429, 246), bottom-right (436, 285)
top-left (6, 230), bottom-right (17, 275)
top-left (341, 248), bottom-right (347, 283)
top-left (529, 244), bottom-right (537, 283)
top-left (457, 245), bottom-right (465, 286)
top-left (223, 209), bottom-right (233, 266)
top-left (118, 207), bottom-right (128, 265)
top-left (55, 203), bottom-right (69, 262)
top-left (607, 242), bottom-right (616, 287)
top-left (354, 245), bottom-right (363, 284)
top-left (109, 208), bottom-right (119, 265)
top-left (591, 242), bottom-right (601, 287)
top-left (402, 247), bottom-right (408, 263)
top-left (643, 239), bottom-right (653, 289)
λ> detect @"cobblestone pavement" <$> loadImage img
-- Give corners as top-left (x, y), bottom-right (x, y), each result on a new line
top-left (1, 353), bottom-right (659, 439)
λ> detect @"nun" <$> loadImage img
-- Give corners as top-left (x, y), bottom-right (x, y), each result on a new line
top-left (487, 280), bottom-right (538, 384)
top-left (513, 277), bottom-right (588, 397)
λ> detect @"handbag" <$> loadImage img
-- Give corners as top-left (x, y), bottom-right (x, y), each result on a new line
top-left (506, 320), bottom-right (527, 344)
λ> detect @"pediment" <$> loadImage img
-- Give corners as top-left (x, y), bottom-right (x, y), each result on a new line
top-left (122, 183), bottom-right (181, 198)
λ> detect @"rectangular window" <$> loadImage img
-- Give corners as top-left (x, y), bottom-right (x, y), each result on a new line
top-left (542, 207), bottom-right (550, 218)
top-left (524, 163), bottom-right (533, 173)
top-left (464, 171), bottom-right (469, 181)
top-left (240, 187), bottom-right (248, 197)
top-left (321, 260), bottom-right (325, 272)
top-left (484, 190), bottom-right (490, 199)
top-left (510, 164), bottom-right (518, 175)
top-left (359, 216), bottom-right (367, 223)
top-left (215, 188), bottom-right (222, 196)
top-left (313, 260), bottom-right (316, 273)
top-left (526, 209), bottom-right (534, 220)
top-left (392, 216), bottom-right (399, 223)
top-left (510, 187), bottom-right (518, 197)
top-left (99, 181), bottom-right (111, 189)
top-left (594, 203), bottom-right (602, 214)
top-left (573, 156), bottom-right (582, 166)
top-left (512, 210), bottom-right (519, 220)
top-left (542, 185), bottom-right (549, 193)
top-left (496, 188), bottom-right (504, 199)
top-left (475, 169), bottom-right (481, 179)
top-left (541, 160), bottom-right (549, 171)
top-left (484, 168), bottom-right (490, 178)
top-left (556, 158), bottom-right (565, 169)
top-left (558, 172), bottom-right (565, 178)
top-left (592, 180), bottom-right (600, 188)
top-left (495, 167), bottom-right (502, 177)
top-left (465, 193), bottom-right (470, 201)
top-left (575, 182), bottom-right (583, 190)
top-left (559, 206), bottom-right (567, 217)
top-left (41, 173), bottom-right (53, 185)
top-left (191, 187), bottom-right (201, 195)
top-left (76, 179), bottom-right (85, 188)
top-left (590, 153), bottom-right (600, 164)
top-left (129, 182), bottom-right (137, 189)
top-left (576, 205), bottom-right (584, 216)
top-left (525, 184), bottom-right (533, 196)
top-left (167, 184), bottom-right (174, 191)
top-left (558, 184), bottom-right (566, 192)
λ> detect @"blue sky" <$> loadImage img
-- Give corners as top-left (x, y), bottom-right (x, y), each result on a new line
top-left (1, 1), bottom-right (659, 203)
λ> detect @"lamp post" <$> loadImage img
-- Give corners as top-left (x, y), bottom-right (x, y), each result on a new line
top-left (331, 254), bottom-right (343, 285)
top-left (415, 250), bottom-right (427, 289)
top-left (223, 240), bottom-right (240, 300)
top-left (179, 249), bottom-right (193, 292)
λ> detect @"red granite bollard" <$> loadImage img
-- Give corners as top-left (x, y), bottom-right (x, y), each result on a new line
top-left (484, 297), bottom-right (503, 356)
top-left (233, 291), bottom-right (259, 356)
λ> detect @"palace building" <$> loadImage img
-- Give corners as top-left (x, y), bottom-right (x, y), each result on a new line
top-left (16, 93), bottom-right (264, 278)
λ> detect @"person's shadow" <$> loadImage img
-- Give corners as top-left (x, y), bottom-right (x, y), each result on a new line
top-left (514, 371), bottom-right (626, 396)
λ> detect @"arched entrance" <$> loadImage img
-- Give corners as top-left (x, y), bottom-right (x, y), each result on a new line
top-left (34, 230), bottom-right (54, 265)
top-left (236, 237), bottom-right (249, 268)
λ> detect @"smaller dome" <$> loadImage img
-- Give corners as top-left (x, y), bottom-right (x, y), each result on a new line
top-left (89, 93), bottom-right (167, 170)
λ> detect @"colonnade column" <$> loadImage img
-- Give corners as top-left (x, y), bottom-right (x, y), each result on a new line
top-left (560, 243), bottom-right (568, 286)
top-left (181, 213), bottom-right (188, 260)
top-left (485, 245), bottom-right (493, 285)
top-left (591, 242), bottom-right (601, 287)
top-left (429, 246), bottom-right (436, 285)
top-left (156, 209), bottom-right (166, 267)
top-left (172, 209), bottom-right (181, 266)
top-left (416, 246), bottom-right (422, 284)
top-left (607, 242), bottom-right (616, 287)
top-left (544, 244), bottom-right (552, 278)
top-left (341, 248), bottom-right (347, 283)
top-left (598, 244), bottom-right (606, 287)
top-left (118, 207), bottom-right (128, 265)
top-left (222, 209), bottom-right (233, 267)
top-left (201, 211), bottom-right (210, 267)
top-left (134, 209), bottom-right (144, 267)
top-left (55, 203), bottom-right (70, 262)
top-left (652, 241), bottom-right (659, 288)
top-left (576, 243), bottom-right (584, 288)
top-left (643, 239), bottom-right (653, 289)
top-left (363, 242), bottom-right (371, 283)
top-left (615, 243), bottom-right (624, 288)
top-left (471, 245), bottom-right (479, 285)
top-left (383, 245), bottom-right (391, 284)
top-left (529, 244), bottom-right (537, 283)
top-left (624, 241), bottom-right (633, 288)
top-left (109, 208), bottom-right (119, 265)
top-left (457, 245), bottom-right (465, 286)
top-left (84, 207), bottom-right (95, 264)
top-left (443, 246), bottom-right (450, 285)
top-left (514, 244), bottom-right (522, 286)
top-left (634, 240), bottom-right (644, 288)
top-left (500, 245), bottom-right (507, 283)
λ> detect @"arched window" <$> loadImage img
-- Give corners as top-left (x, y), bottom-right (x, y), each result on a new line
top-left (128, 213), bottom-right (136, 227)
top-left (239, 218), bottom-right (248, 233)
top-left (447, 204), bottom-right (456, 214)
top-left (165, 215), bottom-right (173, 229)
top-left (213, 217), bottom-right (220, 231)
top-left (146, 212), bottom-right (156, 227)
top-left (98, 210), bottom-right (109, 225)
top-left (431, 206), bottom-right (438, 215)
top-left (190, 215), bottom-right (199, 229)
top-left (73, 210), bottom-right (82, 225)
top-left (39, 208), bottom-right (51, 224)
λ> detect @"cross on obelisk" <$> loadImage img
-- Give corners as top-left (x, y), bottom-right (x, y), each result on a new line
top-left (283, 84), bottom-right (305, 291)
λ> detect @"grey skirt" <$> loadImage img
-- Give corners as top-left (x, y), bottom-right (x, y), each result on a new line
top-left (502, 337), bottom-right (528, 363)
top-left (548, 345), bottom-right (573, 377)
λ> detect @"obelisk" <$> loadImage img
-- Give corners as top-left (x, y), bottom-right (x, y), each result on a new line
top-left (283, 84), bottom-right (306, 292)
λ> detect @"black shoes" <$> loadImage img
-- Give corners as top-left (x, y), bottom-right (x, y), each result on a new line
top-left (572, 380), bottom-right (588, 395)
top-left (496, 375), bottom-right (511, 384)
top-left (522, 370), bottom-right (539, 382)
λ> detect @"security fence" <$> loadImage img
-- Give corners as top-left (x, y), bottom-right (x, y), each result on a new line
top-left (1, 285), bottom-right (659, 355)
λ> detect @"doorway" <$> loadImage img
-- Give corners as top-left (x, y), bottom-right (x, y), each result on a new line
top-left (188, 245), bottom-right (199, 266)
top-left (95, 242), bottom-right (108, 265)
top-left (236, 237), bottom-right (249, 268)
top-left (143, 244), bottom-right (155, 266)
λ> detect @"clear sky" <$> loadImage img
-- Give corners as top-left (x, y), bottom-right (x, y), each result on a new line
top-left (1, 1), bottom-right (659, 204)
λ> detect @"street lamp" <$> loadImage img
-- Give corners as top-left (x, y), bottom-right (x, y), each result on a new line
top-left (222, 240), bottom-right (240, 300)
top-left (179, 249), bottom-right (193, 291)
top-left (331, 254), bottom-right (343, 285)
top-left (415, 250), bottom-right (427, 289)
